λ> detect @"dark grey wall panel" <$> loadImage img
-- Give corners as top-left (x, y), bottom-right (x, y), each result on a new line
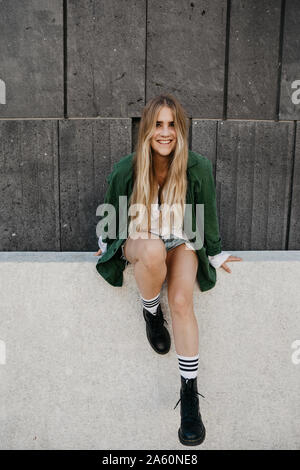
top-left (279, 0), bottom-right (300, 120)
top-left (0, 0), bottom-right (63, 118)
top-left (216, 120), bottom-right (294, 250)
top-left (191, 120), bottom-right (217, 171)
top-left (59, 118), bottom-right (131, 250)
top-left (0, 120), bottom-right (59, 250)
top-left (132, 118), bottom-right (140, 153)
top-left (191, 119), bottom-right (219, 215)
top-left (288, 122), bottom-right (300, 249)
top-left (227, 0), bottom-right (281, 120)
top-left (67, 0), bottom-right (146, 118)
top-left (147, 0), bottom-right (227, 118)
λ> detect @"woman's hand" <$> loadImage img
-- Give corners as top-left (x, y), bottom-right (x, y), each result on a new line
top-left (221, 255), bottom-right (243, 273)
top-left (93, 249), bottom-right (103, 257)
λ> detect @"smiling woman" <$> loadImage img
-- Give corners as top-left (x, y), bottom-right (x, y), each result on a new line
top-left (95, 93), bottom-right (242, 447)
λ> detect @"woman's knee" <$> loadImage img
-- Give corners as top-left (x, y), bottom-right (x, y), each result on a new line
top-left (123, 232), bottom-right (159, 264)
top-left (138, 239), bottom-right (167, 270)
top-left (169, 291), bottom-right (193, 317)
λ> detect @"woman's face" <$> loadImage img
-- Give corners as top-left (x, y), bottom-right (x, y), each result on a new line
top-left (150, 106), bottom-right (177, 159)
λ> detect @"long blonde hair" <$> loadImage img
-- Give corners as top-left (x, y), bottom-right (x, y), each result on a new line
top-left (129, 94), bottom-right (190, 236)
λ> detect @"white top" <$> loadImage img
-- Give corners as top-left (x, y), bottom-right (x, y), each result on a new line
top-left (138, 184), bottom-right (195, 251)
top-left (98, 184), bottom-right (231, 268)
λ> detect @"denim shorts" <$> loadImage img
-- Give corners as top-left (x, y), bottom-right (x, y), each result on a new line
top-left (120, 233), bottom-right (191, 267)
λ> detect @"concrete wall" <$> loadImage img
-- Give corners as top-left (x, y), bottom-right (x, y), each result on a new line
top-left (0, 252), bottom-right (299, 450)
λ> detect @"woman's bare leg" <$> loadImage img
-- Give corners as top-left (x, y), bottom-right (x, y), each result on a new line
top-left (123, 232), bottom-right (167, 299)
top-left (167, 244), bottom-right (205, 446)
top-left (165, 243), bottom-right (199, 356)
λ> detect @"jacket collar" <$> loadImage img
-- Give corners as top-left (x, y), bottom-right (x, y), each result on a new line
top-left (187, 150), bottom-right (199, 169)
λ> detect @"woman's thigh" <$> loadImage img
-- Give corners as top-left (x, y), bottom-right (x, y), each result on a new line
top-left (123, 231), bottom-right (166, 265)
top-left (166, 243), bottom-right (198, 311)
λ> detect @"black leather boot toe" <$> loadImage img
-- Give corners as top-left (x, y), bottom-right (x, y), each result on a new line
top-left (142, 304), bottom-right (171, 355)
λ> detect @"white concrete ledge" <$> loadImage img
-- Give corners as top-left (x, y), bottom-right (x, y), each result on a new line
top-left (0, 251), bottom-right (300, 450)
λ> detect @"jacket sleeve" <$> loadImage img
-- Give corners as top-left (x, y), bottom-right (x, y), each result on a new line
top-left (96, 164), bottom-right (129, 255)
top-left (98, 235), bottom-right (108, 257)
top-left (208, 251), bottom-right (231, 268)
top-left (96, 169), bottom-right (119, 252)
top-left (197, 160), bottom-right (222, 256)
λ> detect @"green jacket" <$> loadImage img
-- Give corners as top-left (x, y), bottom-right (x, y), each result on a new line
top-left (96, 150), bottom-right (222, 292)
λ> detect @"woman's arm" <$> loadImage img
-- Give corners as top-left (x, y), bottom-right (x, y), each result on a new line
top-left (97, 235), bottom-right (108, 257)
top-left (95, 162), bottom-right (130, 257)
top-left (208, 251), bottom-right (231, 268)
top-left (196, 159), bottom-right (222, 256)
top-left (194, 158), bottom-right (243, 272)
top-left (95, 169), bottom-right (120, 255)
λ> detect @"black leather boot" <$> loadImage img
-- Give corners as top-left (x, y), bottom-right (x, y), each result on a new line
top-left (174, 376), bottom-right (206, 446)
top-left (142, 304), bottom-right (171, 354)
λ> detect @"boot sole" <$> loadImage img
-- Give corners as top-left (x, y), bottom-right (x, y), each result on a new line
top-left (178, 426), bottom-right (206, 446)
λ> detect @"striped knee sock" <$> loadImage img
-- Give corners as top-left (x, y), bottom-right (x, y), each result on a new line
top-left (141, 292), bottom-right (160, 315)
top-left (177, 353), bottom-right (199, 379)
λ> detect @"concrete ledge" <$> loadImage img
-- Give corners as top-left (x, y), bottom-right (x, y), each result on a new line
top-left (0, 251), bottom-right (300, 449)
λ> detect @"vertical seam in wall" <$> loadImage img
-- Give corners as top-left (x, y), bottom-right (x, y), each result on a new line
top-left (63, 0), bottom-right (68, 118)
top-left (222, 0), bottom-right (231, 120)
top-left (145, 0), bottom-right (148, 104)
top-left (275, 0), bottom-right (286, 121)
top-left (57, 121), bottom-right (62, 251)
top-left (214, 121), bottom-right (218, 181)
top-left (285, 120), bottom-right (297, 250)
top-left (215, 121), bottom-right (221, 230)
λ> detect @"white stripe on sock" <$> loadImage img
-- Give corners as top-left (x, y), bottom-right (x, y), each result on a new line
top-left (176, 353), bottom-right (199, 379)
top-left (141, 292), bottom-right (160, 315)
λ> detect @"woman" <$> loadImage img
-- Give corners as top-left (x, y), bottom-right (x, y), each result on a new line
top-left (94, 94), bottom-right (242, 446)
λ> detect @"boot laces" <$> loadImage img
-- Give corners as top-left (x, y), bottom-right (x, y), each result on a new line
top-left (173, 383), bottom-right (205, 411)
top-left (145, 306), bottom-right (168, 331)
top-left (153, 312), bottom-right (168, 330)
